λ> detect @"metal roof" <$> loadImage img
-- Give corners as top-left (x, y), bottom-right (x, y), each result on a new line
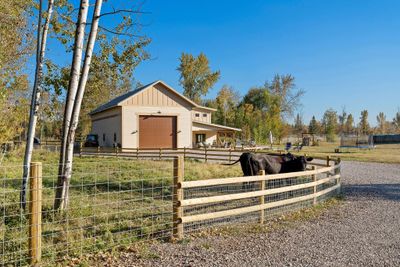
top-left (193, 121), bottom-right (242, 132)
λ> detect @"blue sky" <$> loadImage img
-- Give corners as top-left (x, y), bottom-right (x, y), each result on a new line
top-left (129, 0), bottom-right (400, 125)
top-left (39, 0), bottom-right (399, 125)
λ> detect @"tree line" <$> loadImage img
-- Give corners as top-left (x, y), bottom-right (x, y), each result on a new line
top-left (304, 108), bottom-right (400, 142)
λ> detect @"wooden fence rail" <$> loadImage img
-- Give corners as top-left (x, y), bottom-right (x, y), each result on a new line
top-left (172, 156), bottom-right (341, 239)
top-left (80, 146), bottom-right (335, 164)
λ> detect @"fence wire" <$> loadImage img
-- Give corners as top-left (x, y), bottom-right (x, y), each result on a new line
top-left (0, 158), bottom-right (176, 266)
top-left (183, 159), bottom-right (340, 234)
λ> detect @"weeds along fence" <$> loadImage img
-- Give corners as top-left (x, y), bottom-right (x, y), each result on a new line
top-left (0, 155), bottom-right (341, 266)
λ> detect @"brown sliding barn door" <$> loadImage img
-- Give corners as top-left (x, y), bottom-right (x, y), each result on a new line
top-left (139, 116), bottom-right (177, 148)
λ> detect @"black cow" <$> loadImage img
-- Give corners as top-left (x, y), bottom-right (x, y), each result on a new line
top-left (226, 152), bottom-right (313, 195)
top-left (227, 152), bottom-right (313, 176)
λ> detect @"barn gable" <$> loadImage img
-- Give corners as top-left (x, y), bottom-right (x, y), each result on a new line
top-left (121, 83), bottom-right (193, 109)
top-left (89, 80), bottom-right (215, 116)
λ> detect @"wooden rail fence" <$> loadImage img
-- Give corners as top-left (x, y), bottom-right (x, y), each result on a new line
top-left (80, 146), bottom-right (285, 163)
top-left (172, 156), bottom-right (341, 239)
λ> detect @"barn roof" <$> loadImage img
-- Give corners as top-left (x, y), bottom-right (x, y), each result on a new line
top-left (89, 80), bottom-right (216, 115)
top-left (193, 121), bottom-right (242, 132)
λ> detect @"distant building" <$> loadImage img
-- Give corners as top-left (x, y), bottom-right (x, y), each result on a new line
top-left (89, 80), bottom-right (241, 148)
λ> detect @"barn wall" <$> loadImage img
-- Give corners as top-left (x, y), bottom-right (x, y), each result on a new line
top-left (192, 110), bottom-right (212, 123)
top-left (91, 107), bottom-right (122, 147)
top-left (122, 106), bottom-right (192, 148)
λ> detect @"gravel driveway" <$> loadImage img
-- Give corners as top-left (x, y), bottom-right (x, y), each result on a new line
top-left (111, 161), bottom-right (400, 267)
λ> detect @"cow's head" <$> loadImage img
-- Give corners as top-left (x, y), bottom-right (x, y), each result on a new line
top-left (284, 155), bottom-right (313, 172)
top-left (296, 156), bottom-right (313, 171)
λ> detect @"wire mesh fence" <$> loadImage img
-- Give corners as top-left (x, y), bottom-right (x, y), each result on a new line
top-left (0, 155), bottom-right (341, 266)
top-left (179, 159), bottom-right (341, 236)
top-left (0, 158), bottom-right (176, 266)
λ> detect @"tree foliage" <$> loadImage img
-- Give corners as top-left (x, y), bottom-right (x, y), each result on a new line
top-left (393, 111), bottom-right (400, 132)
top-left (178, 52), bottom-right (220, 104)
top-left (308, 115), bottom-right (320, 134)
top-left (214, 85), bottom-right (239, 126)
top-left (359, 110), bottom-right (370, 134)
top-left (345, 114), bottom-right (354, 134)
top-left (322, 108), bottom-right (338, 142)
top-left (0, 0), bottom-right (33, 142)
top-left (376, 112), bottom-right (387, 134)
top-left (43, 1), bottom-right (151, 137)
top-left (294, 113), bottom-right (304, 135)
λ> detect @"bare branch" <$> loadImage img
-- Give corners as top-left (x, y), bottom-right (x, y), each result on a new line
top-left (98, 9), bottom-right (150, 18)
top-left (98, 25), bottom-right (144, 38)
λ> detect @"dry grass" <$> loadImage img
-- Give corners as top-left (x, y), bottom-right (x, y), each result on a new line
top-left (298, 143), bottom-right (400, 164)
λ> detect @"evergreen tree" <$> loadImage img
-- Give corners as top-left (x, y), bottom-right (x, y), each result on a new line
top-left (308, 116), bottom-right (319, 134)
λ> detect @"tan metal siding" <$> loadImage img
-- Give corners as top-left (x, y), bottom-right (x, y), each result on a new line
top-left (121, 84), bottom-right (191, 108)
top-left (192, 110), bottom-right (212, 123)
top-left (122, 106), bottom-right (192, 148)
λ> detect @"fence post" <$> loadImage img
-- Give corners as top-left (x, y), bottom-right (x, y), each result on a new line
top-left (183, 147), bottom-right (186, 160)
top-left (136, 147), bottom-right (139, 160)
top-left (29, 162), bottom-right (42, 266)
top-left (258, 170), bottom-right (265, 224)
top-left (173, 156), bottom-right (184, 240)
top-left (159, 148), bottom-right (162, 160)
top-left (97, 146), bottom-right (100, 155)
top-left (205, 147), bottom-right (208, 163)
top-left (229, 148), bottom-right (232, 163)
top-left (326, 156), bottom-right (331, 167)
top-left (79, 142), bottom-right (82, 158)
top-left (335, 158), bottom-right (341, 194)
top-left (312, 166), bottom-right (317, 205)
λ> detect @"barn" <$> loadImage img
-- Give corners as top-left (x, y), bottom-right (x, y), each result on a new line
top-left (89, 80), bottom-right (241, 149)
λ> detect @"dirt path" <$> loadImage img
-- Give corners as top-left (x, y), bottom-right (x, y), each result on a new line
top-left (109, 161), bottom-right (400, 266)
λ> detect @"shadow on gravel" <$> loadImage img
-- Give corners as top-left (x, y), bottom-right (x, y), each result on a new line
top-left (344, 183), bottom-right (400, 201)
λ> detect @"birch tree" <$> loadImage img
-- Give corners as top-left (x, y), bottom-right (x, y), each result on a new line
top-left (21, 0), bottom-right (54, 209)
top-left (53, 1), bottom-right (150, 209)
top-left (54, 0), bottom-right (89, 209)
top-left (55, 0), bottom-right (102, 210)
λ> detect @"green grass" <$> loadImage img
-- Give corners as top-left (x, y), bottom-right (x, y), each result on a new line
top-left (0, 150), bottom-right (242, 266)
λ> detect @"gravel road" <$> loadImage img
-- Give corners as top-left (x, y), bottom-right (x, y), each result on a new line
top-left (110, 161), bottom-right (400, 267)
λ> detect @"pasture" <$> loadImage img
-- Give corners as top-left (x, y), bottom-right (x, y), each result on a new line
top-left (1, 150), bottom-right (244, 266)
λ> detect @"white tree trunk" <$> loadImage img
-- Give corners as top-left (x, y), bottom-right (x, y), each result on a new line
top-left (55, 0), bottom-right (89, 210)
top-left (21, 0), bottom-right (54, 209)
top-left (58, 0), bottom-right (103, 210)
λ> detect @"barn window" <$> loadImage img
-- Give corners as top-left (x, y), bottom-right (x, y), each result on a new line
top-left (103, 133), bottom-right (105, 142)
top-left (113, 133), bottom-right (117, 142)
top-left (203, 113), bottom-right (207, 117)
top-left (195, 113), bottom-right (200, 117)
